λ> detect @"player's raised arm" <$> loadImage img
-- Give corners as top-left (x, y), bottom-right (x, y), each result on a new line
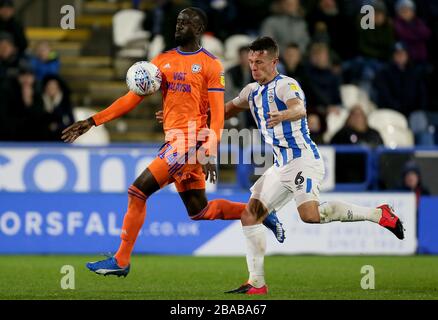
top-left (225, 84), bottom-right (251, 120)
top-left (267, 98), bottom-right (306, 128)
top-left (62, 91), bottom-right (144, 143)
top-left (267, 81), bottom-right (306, 128)
top-left (202, 60), bottom-right (225, 157)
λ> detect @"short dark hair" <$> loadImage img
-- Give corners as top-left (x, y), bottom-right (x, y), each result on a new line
top-left (238, 45), bottom-right (249, 55)
top-left (286, 42), bottom-right (300, 50)
top-left (248, 37), bottom-right (279, 58)
top-left (186, 7), bottom-right (208, 31)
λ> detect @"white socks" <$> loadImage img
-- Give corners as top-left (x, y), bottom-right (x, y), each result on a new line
top-left (242, 224), bottom-right (266, 288)
top-left (318, 201), bottom-right (382, 224)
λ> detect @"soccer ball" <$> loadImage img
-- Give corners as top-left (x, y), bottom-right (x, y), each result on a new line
top-left (126, 61), bottom-right (162, 96)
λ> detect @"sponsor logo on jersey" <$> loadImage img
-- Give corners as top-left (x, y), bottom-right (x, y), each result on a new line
top-left (220, 72), bottom-right (225, 87)
top-left (290, 83), bottom-right (300, 92)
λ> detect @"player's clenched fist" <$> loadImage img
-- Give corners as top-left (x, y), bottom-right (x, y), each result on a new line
top-left (266, 111), bottom-right (285, 128)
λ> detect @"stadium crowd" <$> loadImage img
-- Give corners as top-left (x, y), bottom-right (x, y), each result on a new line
top-left (143, 0), bottom-right (438, 147)
top-left (0, 0), bottom-right (74, 141)
top-left (0, 0), bottom-right (437, 147)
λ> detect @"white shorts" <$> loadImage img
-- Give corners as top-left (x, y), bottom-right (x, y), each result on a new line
top-left (250, 152), bottom-right (325, 211)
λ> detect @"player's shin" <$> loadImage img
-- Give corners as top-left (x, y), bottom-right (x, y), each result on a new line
top-left (242, 224), bottom-right (266, 288)
top-left (190, 199), bottom-right (245, 220)
top-left (318, 201), bottom-right (382, 224)
top-left (114, 185), bottom-right (147, 267)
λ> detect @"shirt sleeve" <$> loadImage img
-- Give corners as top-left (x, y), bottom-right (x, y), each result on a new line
top-left (231, 84), bottom-right (252, 109)
top-left (203, 59), bottom-right (225, 156)
top-left (275, 79), bottom-right (305, 103)
top-left (207, 59), bottom-right (225, 93)
top-left (92, 91), bottom-right (144, 126)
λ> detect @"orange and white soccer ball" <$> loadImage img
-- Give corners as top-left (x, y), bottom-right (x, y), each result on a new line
top-left (126, 61), bottom-right (162, 96)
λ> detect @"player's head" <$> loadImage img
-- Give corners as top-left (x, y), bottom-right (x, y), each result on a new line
top-left (248, 37), bottom-right (279, 84)
top-left (175, 7), bottom-right (207, 46)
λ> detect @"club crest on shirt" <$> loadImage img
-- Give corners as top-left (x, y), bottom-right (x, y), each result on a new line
top-left (191, 64), bottom-right (202, 73)
top-left (268, 89), bottom-right (275, 103)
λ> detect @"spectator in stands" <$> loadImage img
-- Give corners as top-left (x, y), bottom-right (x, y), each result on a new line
top-left (374, 42), bottom-right (427, 117)
top-left (306, 0), bottom-right (356, 60)
top-left (394, 0), bottom-right (431, 65)
top-left (0, 65), bottom-right (49, 141)
top-left (225, 46), bottom-right (252, 101)
top-left (357, 1), bottom-right (394, 61)
top-left (30, 41), bottom-right (60, 82)
top-left (143, 0), bottom-right (192, 51)
top-left (225, 46), bottom-right (255, 129)
top-left (307, 108), bottom-right (326, 145)
top-left (192, 0), bottom-right (237, 41)
top-left (414, 0), bottom-right (438, 111)
top-left (342, 0), bottom-right (394, 99)
top-left (260, 0), bottom-right (310, 54)
top-left (331, 105), bottom-right (383, 147)
top-left (41, 74), bottom-right (75, 141)
top-left (233, 0), bottom-right (273, 35)
top-left (305, 42), bottom-right (342, 114)
top-left (400, 161), bottom-right (430, 207)
top-left (282, 42), bottom-right (320, 109)
top-left (0, 31), bottom-right (21, 79)
top-left (0, 0), bottom-right (27, 55)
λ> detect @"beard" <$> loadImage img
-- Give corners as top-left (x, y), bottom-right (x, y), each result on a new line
top-left (175, 33), bottom-right (194, 46)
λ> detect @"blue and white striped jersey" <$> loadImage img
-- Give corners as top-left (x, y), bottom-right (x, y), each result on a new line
top-left (232, 74), bottom-right (320, 166)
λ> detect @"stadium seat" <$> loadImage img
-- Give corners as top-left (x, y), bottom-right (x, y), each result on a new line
top-left (340, 84), bottom-right (376, 114)
top-left (409, 111), bottom-right (435, 146)
top-left (323, 108), bottom-right (349, 143)
top-left (201, 34), bottom-right (224, 60)
top-left (224, 34), bottom-right (254, 65)
top-left (378, 125), bottom-right (414, 148)
top-left (368, 109), bottom-right (409, 130)
top-left (113, 9), bottom-right (150, 58)
top-left (72, 107), bottom-right (110, 145)
top-left (147, 35), bottom-right (165, 61)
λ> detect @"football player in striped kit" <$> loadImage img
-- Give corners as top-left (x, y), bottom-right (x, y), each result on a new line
top-left (224, 37), bottom-right (405, 295)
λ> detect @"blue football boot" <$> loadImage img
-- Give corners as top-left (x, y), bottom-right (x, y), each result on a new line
top-left (86, 256), bottom-right (130, 277)
top-left (263, 211), bottom-right (286, 243)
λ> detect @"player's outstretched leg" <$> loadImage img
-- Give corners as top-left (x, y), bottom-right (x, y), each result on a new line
top-left (184, 193), bottom-right (285, 243)
top-left (317, 201), bottom-right (405, 239)
top-left (226, 198), bottom-right (268, 295)
top-left (86, 256), bottom-right (131, 277)
top-left (262, 210), bottom-right (285, 243)
top-left (376, 204), bottom-right (405, 239)
top-left (86, 185), bottom-right (148, 277)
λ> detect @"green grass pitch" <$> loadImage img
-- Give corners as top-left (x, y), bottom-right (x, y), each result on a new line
top-left (0, 255), bottom-right (437, 300)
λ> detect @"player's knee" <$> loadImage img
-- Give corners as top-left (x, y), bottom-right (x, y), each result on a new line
top-left (300, 212), bottom-right (320, 224)
top-left (247, 199), bottom-right (268, 221)
top-left (298, 204), bottom-right (321, 224)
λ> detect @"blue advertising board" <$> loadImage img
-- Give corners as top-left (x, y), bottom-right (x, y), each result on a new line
top-left (0, 192), bottom-right (249, 254)
top-left (418, 197), bottom-right (438, 254)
